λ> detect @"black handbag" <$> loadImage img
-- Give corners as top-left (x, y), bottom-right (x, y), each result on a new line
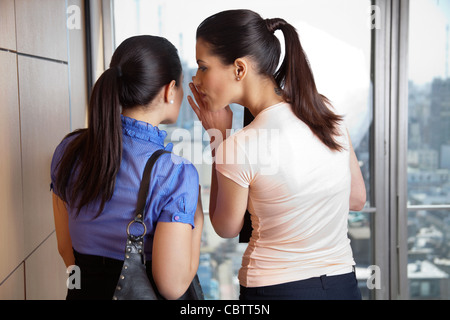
top-left (113, 149), bottom-right (204, 300)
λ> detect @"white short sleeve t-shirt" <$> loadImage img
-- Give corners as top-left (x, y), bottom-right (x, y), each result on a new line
top-left (215, 102), bottom-right (355, 287)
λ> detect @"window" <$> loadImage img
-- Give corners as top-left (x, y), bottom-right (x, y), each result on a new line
top-left (407, 0), bottom-right (450, 300)
top-left (113, 0), bottom-right (374, 299)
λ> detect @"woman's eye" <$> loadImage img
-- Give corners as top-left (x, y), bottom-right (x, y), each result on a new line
top-left (198, 66), bottom-right (207, 72)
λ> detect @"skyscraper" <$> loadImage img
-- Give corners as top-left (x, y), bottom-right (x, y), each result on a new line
top-left (429, 78), bottom-right (450, 168)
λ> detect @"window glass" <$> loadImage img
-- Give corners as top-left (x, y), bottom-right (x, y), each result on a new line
top-left (349, 211), bottom-right (374, 300)
top-left (407, 0), bottom-right (450, 299)
top-left (113, 0), bottom-right (373, 299)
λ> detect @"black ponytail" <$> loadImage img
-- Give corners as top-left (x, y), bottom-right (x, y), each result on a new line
top-left (54, 36), bottom-right (182, 217)
top-left (197, 10), bottom-right (344, 151)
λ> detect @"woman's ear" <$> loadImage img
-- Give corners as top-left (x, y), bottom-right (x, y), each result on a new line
top-left (234, 58), bottom-right (248, 81)
top-left (164, 80), bottom-right (177, 104)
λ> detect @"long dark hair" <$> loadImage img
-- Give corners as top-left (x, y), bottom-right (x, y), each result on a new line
top-left (54, 35), bottom-right (182, 217)
top-left (196, 9), bottom-right (343, 151)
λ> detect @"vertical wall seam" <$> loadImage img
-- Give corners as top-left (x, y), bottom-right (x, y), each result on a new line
top-left (66, 0), bottom-right (73, 132)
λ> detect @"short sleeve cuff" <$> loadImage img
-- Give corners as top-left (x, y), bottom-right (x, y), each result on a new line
top-left (158, 211), bottom-right (195, 228)
top-left (216, 164), bottom-right (250, 188)
top-left (215, 138), bottom-right (251, 188)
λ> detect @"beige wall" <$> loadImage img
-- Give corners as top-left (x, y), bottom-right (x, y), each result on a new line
top-left (0, 0), bottom-right (88, 299)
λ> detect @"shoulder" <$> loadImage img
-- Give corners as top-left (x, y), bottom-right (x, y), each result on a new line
top-left (51, 130), bottom-right (84, 170)
top-left (219, 126), bottom-right (257, 151)
top-left (155, 152), bottom-right (199, 187)
top-left (53, 130), bottom-right (84, 153)
top-left (163, 152), bottom-right (198, 173)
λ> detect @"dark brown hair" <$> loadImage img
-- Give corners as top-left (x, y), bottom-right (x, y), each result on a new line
top-left (197, 9), bottom-right (343, 151)
top-left (54, 35), bottom-right (182, 217)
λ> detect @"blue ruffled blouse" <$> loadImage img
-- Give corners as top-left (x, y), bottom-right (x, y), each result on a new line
top-left (51, 115), bottom-right (199, 261)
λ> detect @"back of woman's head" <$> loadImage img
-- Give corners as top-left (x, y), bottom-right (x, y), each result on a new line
top-left (54, 35), bottom-right (182, 217)
top-left (197, 10), bottom-right (343, 152)
top-left (110, 35), bottom-right (182, 109)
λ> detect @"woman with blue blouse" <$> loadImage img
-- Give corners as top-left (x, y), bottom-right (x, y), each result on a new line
top-left (51, 36), bottom-right (203, 300)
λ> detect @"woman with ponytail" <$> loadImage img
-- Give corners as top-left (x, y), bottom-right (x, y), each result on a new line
top-left (188, 9), bottom-right (365, 300)
top-left (51, 35), bottom-right (203, 300)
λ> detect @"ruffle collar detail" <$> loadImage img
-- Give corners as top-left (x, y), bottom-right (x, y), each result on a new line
top-left (121, 115), bottom-right (167, 146)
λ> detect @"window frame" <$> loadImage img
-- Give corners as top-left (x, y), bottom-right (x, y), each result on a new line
top-left (371, 0), bottom-right (410, 300)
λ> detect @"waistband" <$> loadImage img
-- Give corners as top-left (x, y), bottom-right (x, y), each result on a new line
top-left (241, 270), bottom-right (357, 291)
top-left (326, 265), bottom-right (355, 276)
top-left (73, 249), bottom-right (125, 268)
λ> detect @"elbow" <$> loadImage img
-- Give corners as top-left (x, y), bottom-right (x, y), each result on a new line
top-left (350, 190), bottom-right (366, 212)
top-left (159, 286), bottom-right (188, 301)
top-left (210, 215), bottom-right (242, 239)
top-left (215, 228), bottom-right (240, 239)
top-left (153, 262), bottom-right (197, 300)
top-left (154, 275), bottom-right (193, 300)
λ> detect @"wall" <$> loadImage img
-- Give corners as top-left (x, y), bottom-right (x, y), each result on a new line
top-left (0, 0), bottom-right (87, 299)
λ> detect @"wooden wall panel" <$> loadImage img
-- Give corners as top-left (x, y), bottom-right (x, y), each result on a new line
top-left (67, 0), bottom-right (88, 130)
top-left (0, 0), bottom-right (89, 300)
top-left (18, 55), bottom-right (70, 255)
top-left (0, 264), bottom-right (25, 300)
top-left (25, 233), bottom-right (67, 300)
top-left (15, 0), bottom-right (68, 61)
top-left (0, 51), bottom-right (25, 284)
top-left (0, 0), bottom-right (17, 50)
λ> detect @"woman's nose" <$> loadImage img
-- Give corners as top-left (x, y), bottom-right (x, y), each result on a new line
top-left (192, 75), bottom-right (200, 88)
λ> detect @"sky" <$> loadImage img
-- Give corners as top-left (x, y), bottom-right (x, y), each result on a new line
top-left (409, 0), bottom-right (450, 85)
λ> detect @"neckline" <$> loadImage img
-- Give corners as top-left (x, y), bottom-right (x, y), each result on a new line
top-left (121, 115), bottom-right (167, 146)
top-left (253, 101), bottom-right (287, 119)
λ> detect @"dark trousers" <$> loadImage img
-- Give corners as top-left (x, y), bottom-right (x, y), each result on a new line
top-left (240, 271), bottom-right (362, 300)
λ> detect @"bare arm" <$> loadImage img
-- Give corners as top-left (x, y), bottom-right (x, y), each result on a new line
top-left (209, 163), bottom-right (248, 238)
top-left (52, 193), bottom-right (75, 267)
top-left (152, 186), bottom-right (204, 300)
top-left (347, 130), bottom-right (366, 211)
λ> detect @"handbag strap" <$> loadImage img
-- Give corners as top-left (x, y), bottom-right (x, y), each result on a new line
top-left (127, 149), bottom-right (171, 240)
